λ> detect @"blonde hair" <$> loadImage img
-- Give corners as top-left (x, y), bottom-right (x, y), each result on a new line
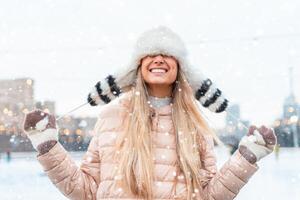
top-left (110, 66), bottom-right (219, 199)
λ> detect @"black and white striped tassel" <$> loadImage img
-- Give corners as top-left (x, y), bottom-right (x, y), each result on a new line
top-left (87, 75), bottom-right (122, 106)
top-left (195, 79), bottom-right (228, 113)
top-left (87, 75), bottom-right (228, 113)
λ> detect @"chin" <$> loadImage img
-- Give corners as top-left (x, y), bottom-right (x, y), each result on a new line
top-left (148, 81), bottom-right (173, 86)
top-left (147, 78), bottom-right (168, 84)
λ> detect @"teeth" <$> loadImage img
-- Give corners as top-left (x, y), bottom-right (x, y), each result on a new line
top-left (150, 68), bottom-right (167, 73)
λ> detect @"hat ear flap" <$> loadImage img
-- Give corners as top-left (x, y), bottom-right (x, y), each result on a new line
top-left (87, 75), bottom-right (228, 113)
top-left (87, 74), bottom-right (123, 106)
top-left (194, 78), bottom-right (228, 113)
top-left (106, 75), bottom-right (122, 96)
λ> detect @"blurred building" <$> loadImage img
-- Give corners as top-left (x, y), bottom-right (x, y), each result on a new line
top-left (273, 95), bottom-right (299, 147)
top-left (0, 77), bottom-right (98, 152)
top-left (0, 78), bottom-right (35, 152)
top-left (35, 100), bottom-right (56, 114)
top-left (219, 103), bottom-right (250, 153)
top-left (0, 78), bottom-right (35, 110)
top-left (283, 95), bottom-right (299, 119)
top-left (57, 116), bottom-right (97, 151)
top-left (225, 104), bottom-right (240, 125)
top-left (273, 67), bottom-right (299, 147)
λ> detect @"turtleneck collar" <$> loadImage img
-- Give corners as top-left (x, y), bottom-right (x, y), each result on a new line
top-left (148, 95), bottom-right (172, 108)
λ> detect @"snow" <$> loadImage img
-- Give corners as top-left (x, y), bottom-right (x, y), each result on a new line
top-left (0, 148), bottom-right (299, 199)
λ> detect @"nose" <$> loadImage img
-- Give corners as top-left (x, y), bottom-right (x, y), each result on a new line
top-left (153, 55), bottom-right (165, 65)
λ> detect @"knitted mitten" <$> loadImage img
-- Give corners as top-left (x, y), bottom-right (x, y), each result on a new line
top-left (239, 125), bottom-right (277, 163)
top-left (23, 110), bottom-right (58, 150)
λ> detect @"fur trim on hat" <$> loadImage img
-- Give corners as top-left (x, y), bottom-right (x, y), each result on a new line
top-left (87, 26), bottom-right (228, 113)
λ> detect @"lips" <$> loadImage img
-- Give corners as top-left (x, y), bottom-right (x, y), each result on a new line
top-left (149, 68), bottom-right (168, 77)
top-left (150, 68), bottom-right (168, 73)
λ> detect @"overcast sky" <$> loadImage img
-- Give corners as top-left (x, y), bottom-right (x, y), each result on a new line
top-left (1, 0), bottom-right (300, 129)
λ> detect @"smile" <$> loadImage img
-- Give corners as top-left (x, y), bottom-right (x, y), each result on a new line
top-left (149, 68), bottom-right (168, 73)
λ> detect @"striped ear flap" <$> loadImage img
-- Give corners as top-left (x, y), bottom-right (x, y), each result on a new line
top-left (195, 78), bottom-right (228, 113)
top-left (87, 75), bottom-right (122, 106)
top-left (87, 75), bottom-right (228, 113)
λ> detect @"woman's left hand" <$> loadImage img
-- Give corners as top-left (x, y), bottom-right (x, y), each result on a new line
top-left (238, 125), bottom-right (277, 164)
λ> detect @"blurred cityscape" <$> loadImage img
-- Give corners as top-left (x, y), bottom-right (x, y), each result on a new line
top-left (219, 67), bottom-right (300, 150)
top-left (0, 78), bottom-right (97, 152)
top-left (0, 69), bottom-right (299, 153)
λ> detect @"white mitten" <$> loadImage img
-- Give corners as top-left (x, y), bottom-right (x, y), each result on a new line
top-left (23, 110), bottom-right (58, 150)
top-left (239, 126), bottom-right (276, 162)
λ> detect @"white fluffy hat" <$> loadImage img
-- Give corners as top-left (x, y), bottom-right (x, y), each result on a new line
top-left (88, 26), bottom-right (228, 113)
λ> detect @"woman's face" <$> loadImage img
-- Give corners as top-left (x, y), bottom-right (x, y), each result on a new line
top-left (140, 54), bottom-right (178, 86)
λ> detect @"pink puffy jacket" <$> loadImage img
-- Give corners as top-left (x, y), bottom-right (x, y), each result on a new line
top-left (37, 92), bottom-right (258, 200)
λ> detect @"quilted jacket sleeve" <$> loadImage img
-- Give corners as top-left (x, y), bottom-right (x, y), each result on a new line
top-left (36, 118), bottom-right (103, 200)
top-left (200, 135), bottom-right (259, 200)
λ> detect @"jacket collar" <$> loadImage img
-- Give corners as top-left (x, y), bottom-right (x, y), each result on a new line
top-left (119, 91), bottom-right (173, 116)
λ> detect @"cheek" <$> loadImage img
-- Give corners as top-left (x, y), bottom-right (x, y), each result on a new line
top-left (167, 62), bottom-right (178, 80)
top-left (140, 58), bottom-right (151, 76)
top-left (168, 67), bottom-right (178, 81)
top-left (140, 65), bottom-right (149, 79)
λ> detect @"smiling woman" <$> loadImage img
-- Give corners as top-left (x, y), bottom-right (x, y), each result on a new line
top-left (22, 26), bottom-right (276, 200)
top-left (140, 54), bottom-right (178, 97)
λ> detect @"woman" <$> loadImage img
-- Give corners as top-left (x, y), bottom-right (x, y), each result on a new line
top-left (23, 26), bottom-right (276, 200)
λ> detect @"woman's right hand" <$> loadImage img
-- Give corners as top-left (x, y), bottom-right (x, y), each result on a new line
top-left (23, 109), bottom-right (58, 152)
